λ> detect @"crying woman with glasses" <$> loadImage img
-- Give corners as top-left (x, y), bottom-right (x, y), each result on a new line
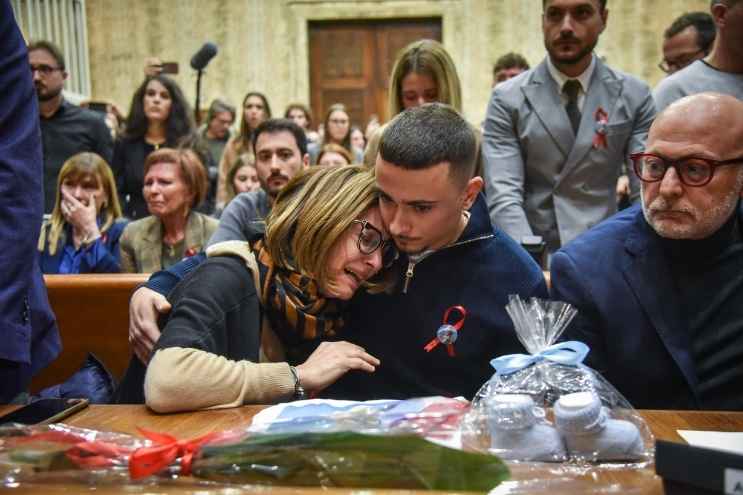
top-left (117, 165), bottom-right (398, 412)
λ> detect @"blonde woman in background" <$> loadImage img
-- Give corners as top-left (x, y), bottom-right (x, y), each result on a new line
top-left (39, 152), bottom-right (127, 274)
top-left (119, 148), bottom-right (218, 273)
top-left (364, 39), bottom-right (467, 168)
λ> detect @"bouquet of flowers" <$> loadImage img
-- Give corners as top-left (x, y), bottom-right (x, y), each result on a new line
top-left (0, 400), bottom-right (509, 491)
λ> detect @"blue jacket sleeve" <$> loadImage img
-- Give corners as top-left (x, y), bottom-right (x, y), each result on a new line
top-left (79, 222), bottom-right (126, 273)
top-left (145, 252), bottom-right (207, 296)
top-left (0, 2), bottom-right (52, 365)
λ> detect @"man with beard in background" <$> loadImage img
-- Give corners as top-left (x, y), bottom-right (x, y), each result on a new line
top-left (28, 40), bottom-right (113, 213)
top-left (482, 0), bottom-right (655, 257)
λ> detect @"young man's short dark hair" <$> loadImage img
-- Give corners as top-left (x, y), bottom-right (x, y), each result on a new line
top-left (543, 0), bottom-right (607, 9)
top-left (493, 52), bottom-right (530, 77)
top-left (664, 12), bottom-right (716, 53)
top-left (27, 40), bottom-right (66, 70)
top-left (379, 103), bottom-right (477, 183)
top-left (251, 118), bottom-right (308, 156)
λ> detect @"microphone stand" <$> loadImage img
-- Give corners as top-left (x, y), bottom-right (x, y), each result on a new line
top-left (194, 68), bottom-right (204, 125)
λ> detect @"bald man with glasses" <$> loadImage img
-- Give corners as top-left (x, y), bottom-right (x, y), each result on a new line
top-left (550, 93), bottom-right (743, 411)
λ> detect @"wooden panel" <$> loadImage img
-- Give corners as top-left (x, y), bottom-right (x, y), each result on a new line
top-left (31, 274), bottom-right (148, 392)
top-left (309, 18), bottom-right (441, 127)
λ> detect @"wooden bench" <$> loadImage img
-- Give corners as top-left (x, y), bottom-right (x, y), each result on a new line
top-left (31, 274), bottom-right (148, 392)
top-left (30, 270), bottom-right (552, 392)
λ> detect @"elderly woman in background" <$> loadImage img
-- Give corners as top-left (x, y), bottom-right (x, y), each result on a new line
top-left (316, 143), bottom-right (354, 167)
top-left (119, 148), bottom-right (218, 273)
top-left (310, 103), bottom-right (363, 165)
top-left (39, 152), bottom-right (127, 274)
top-left (216, 92), bottom-right (271, 208)
top-left (117, 165), bottom-right (397, 411)
top-left (113, 75), bottom-right (195, 220)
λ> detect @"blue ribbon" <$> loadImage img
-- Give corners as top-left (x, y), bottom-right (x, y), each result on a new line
top-left (490, 341), bottom-right (590, 376)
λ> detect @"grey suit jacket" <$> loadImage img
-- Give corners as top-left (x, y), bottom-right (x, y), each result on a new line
top-left (483, 56), bottom-right (656, 253)
top-left (119, 211), bottom-right (218, 273)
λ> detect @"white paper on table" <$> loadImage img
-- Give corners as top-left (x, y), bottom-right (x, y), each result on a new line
top-left (677, 430), bottom-right (743, 455)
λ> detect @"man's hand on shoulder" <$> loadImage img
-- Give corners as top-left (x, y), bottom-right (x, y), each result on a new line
top-left (129, 286), bottom-right (171, 363)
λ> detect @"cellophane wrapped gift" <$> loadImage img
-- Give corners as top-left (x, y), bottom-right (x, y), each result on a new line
top-left (461, 296), bottom-right (654, 466)
top-left (0, 398), bottom-right (509, 491)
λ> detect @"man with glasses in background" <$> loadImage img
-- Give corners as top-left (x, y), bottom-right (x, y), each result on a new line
top-left (654, 0), bottom-right (743, 112)
top-left (551, 93), bottom-right (743, 411)
top-left (658, 12), bottom-right (715, 76)
top-left (28, 40), bottom-right (113, 213)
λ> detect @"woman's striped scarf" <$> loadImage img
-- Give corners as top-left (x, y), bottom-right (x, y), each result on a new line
top-left (254, 239), bottom-right (345, 348)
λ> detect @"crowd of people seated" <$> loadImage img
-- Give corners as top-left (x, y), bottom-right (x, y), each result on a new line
top-left (2, 0), bottom-right (742, 412)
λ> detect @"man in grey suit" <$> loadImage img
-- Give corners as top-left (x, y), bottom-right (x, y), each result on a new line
top-left (483, 0), bottom-right (656, 255)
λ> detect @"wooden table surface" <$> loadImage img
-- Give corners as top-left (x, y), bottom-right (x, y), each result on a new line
top-left (2, 405), bottom-right (742, 494)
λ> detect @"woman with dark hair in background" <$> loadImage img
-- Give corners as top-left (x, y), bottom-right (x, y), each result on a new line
top-left (113, 75), bottom-right (195, 220)
top-left (214, 153), bottom-right (260, 218)
top-left (216, 92), bottom-right (271, 207)
top-left (350, 125), bottom-right (366, 153)
top-left (39, 152), bottom-right (127, 274)
top-left (119, 148), bottom-right (218, 273)
top-left (310, 103), bottom-right (363, 165)
top-left (284, 102), bottom-right (320, 144)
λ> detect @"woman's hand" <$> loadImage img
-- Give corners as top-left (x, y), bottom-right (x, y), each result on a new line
top-left (295, 341), bottom-right (380, 394)
top-left (60, 191), bottom-right (100, 241)
top-left (129, 286), bottom-right (172, 363)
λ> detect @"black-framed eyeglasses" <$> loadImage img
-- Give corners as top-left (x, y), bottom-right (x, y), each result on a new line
top-left (657, 49), bottom-right (705, 74)
top-left (352, 219), bottom-right (398, 268)
top-left (30, 64), bottom-right (62, 76)
top-left (630, 152), bottom-right (743, 187)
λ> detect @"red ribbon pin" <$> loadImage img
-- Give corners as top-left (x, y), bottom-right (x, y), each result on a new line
top-left (424, 305), bottom-right (467, 357)
top-left (593, 107), bottom-right (609, 150)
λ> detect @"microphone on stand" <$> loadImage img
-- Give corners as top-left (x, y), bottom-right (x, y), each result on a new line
top-left (190, 42), bottom-right (218, 71)
top-left (191, 42), bottom-right (218, 125)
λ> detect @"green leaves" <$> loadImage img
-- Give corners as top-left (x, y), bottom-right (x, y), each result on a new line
top-left (195, 432), bottom-right (510, 491)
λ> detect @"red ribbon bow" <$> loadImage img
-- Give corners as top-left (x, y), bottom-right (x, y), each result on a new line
top-left (128, 428), bottom-right (230, 479)
top-left (593, 107), bottom-right (609, 150)
top-left (424, 305), bottom-right (467, 357)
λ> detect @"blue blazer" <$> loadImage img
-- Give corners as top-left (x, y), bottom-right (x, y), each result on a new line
top-left (0, 1), bottom-right (60, 401)
top-left (550, 204), bottom-right (706, 409)
top-left (39, 219), bottom-right (127, 274)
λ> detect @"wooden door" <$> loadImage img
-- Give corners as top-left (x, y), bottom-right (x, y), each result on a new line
top-left (309, 18), bottom-right (441, 130)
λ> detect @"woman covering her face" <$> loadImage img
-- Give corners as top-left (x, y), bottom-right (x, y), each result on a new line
top-left (113, 75), bottom-right (195, 220)
top-left (216, 92), bottom-right (271, 207)
top-left (38, 152), bottom-right (127, 274)
top-left (117, 165), bottom-right (397, 412)
top-left (118, 148), bottom-right (218, 273)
